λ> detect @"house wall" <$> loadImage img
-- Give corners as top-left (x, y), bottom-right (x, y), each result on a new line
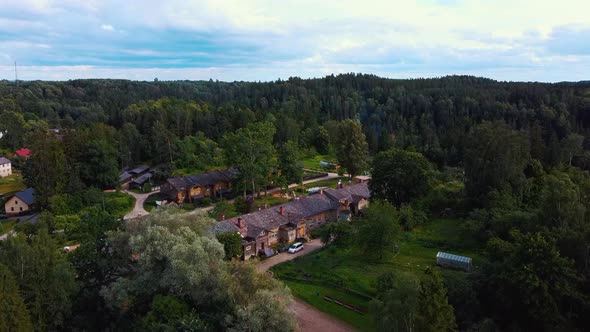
top-left (268, 228), bottom-right (280, 246)
top-left (4, 197), bottom-right (30, 215)
top-left (256, 234), bottom-right (270, 253)
top-left (189, 186), bottom-right (202, 198)
top-left (306, 210), bottom-right (337, 230)
top-left (243, 242), bottom-right (256, 260)
top-left (0, 162), bottom-right (11, 178)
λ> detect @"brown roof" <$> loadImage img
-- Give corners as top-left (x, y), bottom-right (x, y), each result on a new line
top-left (165, 168), bottom-right (237, 191)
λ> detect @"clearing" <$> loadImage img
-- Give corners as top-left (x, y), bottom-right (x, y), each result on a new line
top-left (270, 218), bottom-right (483, 331)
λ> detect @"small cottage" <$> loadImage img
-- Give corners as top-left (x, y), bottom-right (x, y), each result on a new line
top-left (5, 188), bottom-right (35, 216)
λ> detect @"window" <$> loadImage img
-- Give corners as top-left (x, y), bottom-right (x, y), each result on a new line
top-left (19, 207), bottom-right (23, 212)
top-left (11, 207), bottom-right (14, 212)
top-left (15, 200), bottom-right (18, 205)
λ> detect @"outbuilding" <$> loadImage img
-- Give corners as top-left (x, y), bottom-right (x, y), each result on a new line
top-left (436, 251), bottom-right (472, 272)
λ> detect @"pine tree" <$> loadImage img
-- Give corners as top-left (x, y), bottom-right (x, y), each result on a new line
top-left (415, 268), bottom-right (457, 332)
top-left (0, 264), bottom-right (33, 332)
top-left (335, 119), bottom-right (369, 178)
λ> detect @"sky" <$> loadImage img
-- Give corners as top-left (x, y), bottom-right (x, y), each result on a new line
top-left (0, 0), bottom-right (589, 82)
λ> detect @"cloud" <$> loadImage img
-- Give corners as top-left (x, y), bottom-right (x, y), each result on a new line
top-left (0, 0), bottom-right (589, 81)
top-left (101, 24), bottom-right (114, 31)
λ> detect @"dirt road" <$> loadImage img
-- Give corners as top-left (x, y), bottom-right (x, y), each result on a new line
top-left (123, 190), bottom-right (157, 220)
top-left (258, 239), bottom-right (357, 332)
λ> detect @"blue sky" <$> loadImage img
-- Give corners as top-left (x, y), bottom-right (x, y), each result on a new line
top-left (0, 0), bottom-right (588, 82)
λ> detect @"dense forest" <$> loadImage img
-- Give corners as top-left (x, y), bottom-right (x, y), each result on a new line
top-left (1, 74), bottom-right (590, 331)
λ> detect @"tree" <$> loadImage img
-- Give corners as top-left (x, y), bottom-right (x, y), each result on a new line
top-left (0, 111), bottom-right (27, 150)
top-left (372, 272), bottom-right (419, 332)
top-left (464, 122), bottom-right (529, 201)
top-left (358, 201), bottom-right (401, 261)
top-left (210, 199), bottom-right (238, 221)
top-left (217, 232), bottom-right (243, 260)
top-left (370, 149), bottom-right (433, 206)
top-left (560, 134), bottom-right (584, 166)
top-left (0, 230), bottom-right (78, 331)
top-left (23, 129), bottom-right (67, 207)
top-left (0, 264), bottom-right (33, 332)
top-left (319, 222), bottom-right (354, 246)
top-left (77, 140), bottom-right (119, 188)
top-left (335, 119), bottom-right (369, 178)
top-left (223, 122), bottom-right (277, 198)
top-left (278, 140), bottom-right (303, 186)
top-left (415, 268), bottom-right (457, 332)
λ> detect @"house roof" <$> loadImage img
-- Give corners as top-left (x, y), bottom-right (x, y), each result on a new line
top-left (15, 148), bottom-right (31, 158)
top-left (129, 165), bottom-right (150, 175)
top-left (14, 188), bottom-right (35, 205)
top-left (0, 157), bottom-right (10, 165)
top-left (165, 168), bottom-right (237, 191)
top-left (212, 220), bottom-right (240, 235)
top-left (132, 172), bottom-right (152, 185)
top-left (118, 171), bottom-right (133, 183)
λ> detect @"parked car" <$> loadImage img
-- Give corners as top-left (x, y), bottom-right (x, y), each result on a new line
top-left (288, 242), bottom-right (304, 254)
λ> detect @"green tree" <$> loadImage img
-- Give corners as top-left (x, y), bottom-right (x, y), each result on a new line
top-left (415, 268), bottom-right (457, 332)
top-left (358, 201), bottom-right (401, 261)
top-left (560, 133), bottom-right (584, 166)
top-left (0, 264), bottom-right (33, 332)
top-left (0, 111), bottom-right (27, 150)
top-left (278, 140), bottom-right (303, 186)
top-left (78, 140), bottom-right (119, 188)
top-left (372, 272), bottom-right (419, 332)
top-left (0, 230), bottom-right (77, 331)
top-left (319, 222), bottom-right (354, 246)
top-left (464, 122), bottom-right (529, 201)
top-left (371, 148), bottom-right (433, 206)
top-left (210, 199), bottom-right (238, 221)
top-left (223, 122), bottom-right (277, 198)
top-left (335, 119), bottom-right (369, 178)
top-left (23, 129), bottom-right (67, 207)
top-left (217, 232), bottom-right (243, 260)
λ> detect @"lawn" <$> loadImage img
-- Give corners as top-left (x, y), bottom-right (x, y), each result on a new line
top-left (0, 173), bottom-right (26, 195)
top-left (144, 193), bottom-right (162, 212)
top-left (254, 195), bottom-right (290, 208)
top-left (271, 218), bottom-right (483, 331)
top-left (104, 191), bottom-right (135, 218)
top-left (301, 154), bottom-right (338, 171)
top-left (0, 219), bottom-right (16, 235)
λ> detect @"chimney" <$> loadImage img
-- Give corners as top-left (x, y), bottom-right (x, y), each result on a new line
top-left (238, 217), bottom-right (246, 228)
top-left (264, 203), bottom-right (268, 209)
top-left (319, 188), bottom-right (323, 195)
top-left (280, 206), bottom-right (285, 216)
top-left (220, 214), bottom-right (225, 221)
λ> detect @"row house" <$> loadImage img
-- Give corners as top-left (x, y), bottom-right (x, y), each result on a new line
top-left (161, 168), bottom-right (237, 203)
top-left (213, 182), bottom-right (370, 260)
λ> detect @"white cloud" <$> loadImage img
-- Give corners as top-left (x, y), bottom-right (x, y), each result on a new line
top-left (101, 24), bottom-right (114, 31)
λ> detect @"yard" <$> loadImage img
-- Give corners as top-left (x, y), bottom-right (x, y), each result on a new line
top-left (270, 218), bottom-right (483, 331)
top-left (0, 219), bottom-right (16, 235)
top-left (0, 173), bottom-right (26, 196)
top-left (104, 191), bottom-right (135, 218)
top-left (300, 154), bottom-right (338, 171)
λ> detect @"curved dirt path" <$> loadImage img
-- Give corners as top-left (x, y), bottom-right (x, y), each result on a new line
top-left (257, 239), bottom-right (357, 332)
top-left (123, 190), bottom-right (158, 220)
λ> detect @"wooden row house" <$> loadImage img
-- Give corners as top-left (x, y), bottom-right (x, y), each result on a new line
top-left (161, 168), bottom-right (237, 203)
top-left (213, 182), bottom-right (370, 260)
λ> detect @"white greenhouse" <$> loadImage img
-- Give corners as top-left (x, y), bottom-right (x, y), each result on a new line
top-left (436, 252), bottom-right (472, 272)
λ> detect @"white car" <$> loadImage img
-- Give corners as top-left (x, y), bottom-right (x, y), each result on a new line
top-left (288, 242), bottom-right (304, 254)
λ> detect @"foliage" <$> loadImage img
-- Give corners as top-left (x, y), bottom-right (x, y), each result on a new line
top-left (358, 201), bottom-right (401, 261)
top-left (0, 263), bottom-right (33, 332)
top-left (217, 232), bottom-right (243, 260)
top-left (318, 221), bottom-right (355, 246)
top-left (370, 149), bottom-right (433, 206)
top-left (209, 199), bottom-right (238, 221)
top-left (335, 119), bottom-right (369, 178)
top-left (372, 272), bottom-right (419, 332)
top-left (278, 140), bottom-right (303, 186)
top-left (0, 229), bottom-right (78, 331)
top-left (415, 267), bottom-right (457, 332)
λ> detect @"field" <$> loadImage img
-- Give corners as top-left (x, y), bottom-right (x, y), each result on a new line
top-left (0, 219), bottom-right (16, 234)
top-left (0, 173), bottom-right (26, 196)
top-left (300, 154), bottom-right (338, 171)
top-left (104, 191), bottom-right (135, 218)
top-left (270, 218), bottom-right (482, 331)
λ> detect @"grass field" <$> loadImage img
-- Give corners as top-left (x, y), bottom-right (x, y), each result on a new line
top-left (144, 193), bottom-right (161, 212)
top-left (104, 191), bottom-right (135, 218)
top-left (0, 219), bottom-right (16, 234)
top-left (271, 218), bottom-right (482, 331)
top-left (0, 173), bottom-right (26, 196)
top-left (254, 195), bottom-right (290, 208)
top-left (301, 154), bottom-right (338, 171)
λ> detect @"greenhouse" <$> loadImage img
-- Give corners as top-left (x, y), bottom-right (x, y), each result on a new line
top-left (436, 252), bottom-right (472, 272)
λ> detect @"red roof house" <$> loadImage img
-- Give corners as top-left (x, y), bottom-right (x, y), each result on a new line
top-left (15, 148), bottom-right (31, 159)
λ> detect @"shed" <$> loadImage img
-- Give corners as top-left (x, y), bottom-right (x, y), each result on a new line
top-left (129, 165), bottom-right (150, 176)
top-left (436, 252), bottom-right (472, 272)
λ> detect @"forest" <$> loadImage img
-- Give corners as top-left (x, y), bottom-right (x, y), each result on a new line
top-left (1, 74), bottom-right (590, 331)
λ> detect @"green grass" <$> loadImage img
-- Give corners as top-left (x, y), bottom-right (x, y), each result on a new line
top-left (301, 154), bottom-right (337, 171)
top-left (0, 219), bottom-right (16, 234)
top-left (104, 192), bottom-right (135, 218)
top-left (0, 173), bottom-right (26, 195)
top-left (271, 218), bottom-right (483, 331)
top-left (285, 281), bottom-right (374, 331)
top-left (254, 195), bottom-right (290, 208)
